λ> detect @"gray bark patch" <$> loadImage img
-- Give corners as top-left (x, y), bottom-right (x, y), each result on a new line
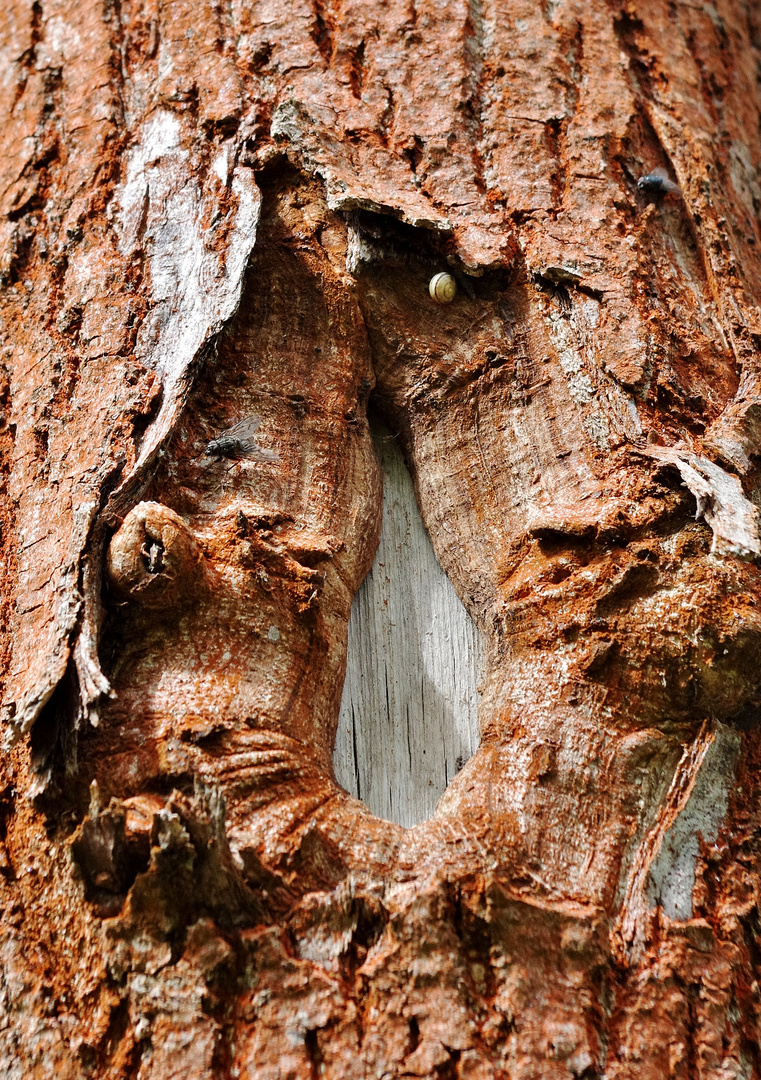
top-left (645, 724), bottom-right (741, 920)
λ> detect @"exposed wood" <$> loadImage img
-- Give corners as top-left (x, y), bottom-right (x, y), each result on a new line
top-left (334, 422), bottom-right (482, 827)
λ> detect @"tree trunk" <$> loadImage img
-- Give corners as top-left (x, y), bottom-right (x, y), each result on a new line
top-left (3, 0), bottom-right (761, 1076)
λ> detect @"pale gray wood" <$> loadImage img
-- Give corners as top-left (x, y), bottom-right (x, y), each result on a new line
top-left (334, 423), bottom-right (483, 828)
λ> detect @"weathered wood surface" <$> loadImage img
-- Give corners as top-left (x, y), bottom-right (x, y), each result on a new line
top-left (335, 422), bottom-right (482, 826)
top-left (1, 0), bottom-right (761, 1077)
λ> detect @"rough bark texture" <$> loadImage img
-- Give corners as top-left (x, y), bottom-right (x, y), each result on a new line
top-left (3, 0), bottom-right (761, 1077)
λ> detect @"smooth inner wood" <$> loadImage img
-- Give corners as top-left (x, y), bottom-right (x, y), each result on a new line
top-left (334, 422), bottom-right (482, 827)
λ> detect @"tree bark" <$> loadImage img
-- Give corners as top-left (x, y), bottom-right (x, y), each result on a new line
top-left (3, 0), bottom-right (761, 1076)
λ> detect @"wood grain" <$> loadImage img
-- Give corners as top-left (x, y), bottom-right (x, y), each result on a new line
top-left (334, 423), bottom-right (482, 827)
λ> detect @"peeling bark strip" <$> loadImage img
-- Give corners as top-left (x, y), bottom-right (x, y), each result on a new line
top-left (613, 721), bottom-right (741, 963)
top-left (642, 444), bottom-right (761, 559)
top-left (3, 0), bottom-right (761, 1077)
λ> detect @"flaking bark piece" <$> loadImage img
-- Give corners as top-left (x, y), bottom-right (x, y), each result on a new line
top-left (271, 99), bottom-right (452, 233)
top-left (70, 785), bottom-right (150, 917)
top-left (642, 446), bottom-right (761, 559)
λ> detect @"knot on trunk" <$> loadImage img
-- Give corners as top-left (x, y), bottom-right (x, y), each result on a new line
top-left (107, 501), bottom-right (202, 608)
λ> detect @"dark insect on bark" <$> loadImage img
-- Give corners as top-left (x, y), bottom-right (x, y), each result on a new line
top-left (637, 166), bottom-right (682, 196)
top-left (204, 415), bottom-right (280, 463)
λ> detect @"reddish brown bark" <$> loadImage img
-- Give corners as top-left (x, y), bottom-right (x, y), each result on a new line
top-left (3, 0), bottom-right (761, 1076)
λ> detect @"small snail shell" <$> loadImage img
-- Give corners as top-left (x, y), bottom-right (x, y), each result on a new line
top-left (429, 272), bottom-right (457, 304)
